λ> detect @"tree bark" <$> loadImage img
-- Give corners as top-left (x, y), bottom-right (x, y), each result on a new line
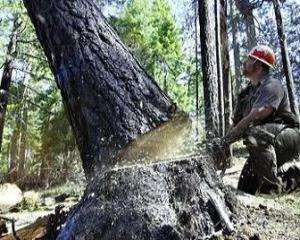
top-left (17, 101), bottom-right (28, 185)
top-left (234, 0), bottom-right (257, 50)
top-left (8, 78), bottom-right (27, 183)
top-left (0, 17), bottom-right (21, 152)
top-left (8, 128), bottom-right (20, 183)
top-left (220, 0), bottom-right (232, 132)
top-left (244, 10), bottom-right (257, 50)
top-left (198, 0), bottom-right (220, 140)
top-left (215, 0), bottom-right (225, 137)
top-left (23, 0), bottom-right (176, 178)
top-left (22, 1), bottom-right (243, 238)
top-left (57, 156), bottom-right (239, 239)
top-left (230, 0), bottom-right (242, 97)
top-left (273, 0), bottom-right (299, 117)
top-left (194, 2), bottom-right (200, 119)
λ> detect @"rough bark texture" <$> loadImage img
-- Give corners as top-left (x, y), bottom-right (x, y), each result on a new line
top-left (23, 1), bottom-right (243, 238)
top-left (215, 0), bottom-right (225, 137)
top-left (220, 0), bottom-right (232, 132)
top-left (58, 156), bottom-right (239, 240)
top-left (194, 2), bottom-right (200, 118)
top-left (230, 0), bottom-right (242, 97)
top-left (0, 17), bottom-right (21, 152)
top-left (23, 0), bottom-right (176, 177)
top-left (198, 0), bottom-right (220, 139)
top-left (234, 0), bottom-right (257, 50)
top-left (273, 0), bottom-right (299, 118)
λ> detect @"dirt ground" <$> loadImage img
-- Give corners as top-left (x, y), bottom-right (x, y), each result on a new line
top-left (1, 151), bottom-right (299, 240)
top-left (220, 154), bottom-right (300, 240)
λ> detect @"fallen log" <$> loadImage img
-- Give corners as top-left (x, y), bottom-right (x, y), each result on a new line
top-left (1, 206), bottom-right (67, 240)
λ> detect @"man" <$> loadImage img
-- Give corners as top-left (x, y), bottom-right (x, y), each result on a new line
top-left (215, 45), bottom-right (300, 194)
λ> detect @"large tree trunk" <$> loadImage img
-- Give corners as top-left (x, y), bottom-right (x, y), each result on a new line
top-left (0, 17), bottom-right (21, 152)
top-left (23, 0), bottom-right (176, 178)
top-left (220, 0), bottom-right (232, 132)
top-left (198, 0), bottom-right (220, 140)
top-left (273, 0), bottom-right (299, 117)
top-left (215, 0), bottom-right (225, 137)
top-left (23, 1), bottom-right (243, 238)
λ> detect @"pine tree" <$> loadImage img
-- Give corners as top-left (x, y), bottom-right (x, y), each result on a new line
top-left (198, 0), bottom-right (220, 139)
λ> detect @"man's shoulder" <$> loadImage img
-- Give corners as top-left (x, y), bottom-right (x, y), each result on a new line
top-left (261, 75), bottom-right (284, 91)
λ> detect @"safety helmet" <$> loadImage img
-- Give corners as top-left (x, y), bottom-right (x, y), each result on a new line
top-left (248, 45), bottom-right (276, 68)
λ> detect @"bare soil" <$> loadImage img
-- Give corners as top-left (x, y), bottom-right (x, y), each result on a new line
top-left (1, 150), bottom-right (299, 240)
top-left (220, 154), bottom-right (300, 240)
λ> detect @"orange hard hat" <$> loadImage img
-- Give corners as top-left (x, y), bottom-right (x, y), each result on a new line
top-left (248, 45), bottom-right (276, 68)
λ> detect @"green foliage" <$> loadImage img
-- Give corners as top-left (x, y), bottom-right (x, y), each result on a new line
top-left (111, 0), bottom-right (196, 112)
top-left (0, 0), bottom-right (201, 187)
top-left (0, 0), bottom-right (81, 186)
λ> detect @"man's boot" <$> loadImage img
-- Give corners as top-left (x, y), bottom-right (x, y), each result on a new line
top-left (278, 159), bottom-right (300, 192)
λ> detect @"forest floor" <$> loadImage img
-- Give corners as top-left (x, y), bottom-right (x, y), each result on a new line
top-left (220, 149), bottom-right (300, 240)
top-left (1, 147), bottom-right (300, 240)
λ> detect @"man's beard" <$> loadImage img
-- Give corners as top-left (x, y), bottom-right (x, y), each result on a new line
top-left (242, 68), bottom-right (251, 77)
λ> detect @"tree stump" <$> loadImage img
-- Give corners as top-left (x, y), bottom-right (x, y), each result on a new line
top-left (58, 156), bottom-right (239, 239)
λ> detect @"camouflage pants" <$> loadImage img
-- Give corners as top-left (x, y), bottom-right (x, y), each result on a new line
top-left (238, 123), bottom-right (300, 194)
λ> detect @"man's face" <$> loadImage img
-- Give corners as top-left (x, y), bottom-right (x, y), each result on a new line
top-left (242, 56), bottom-right (258, 78)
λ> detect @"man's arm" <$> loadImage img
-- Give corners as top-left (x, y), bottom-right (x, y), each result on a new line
top-left (224, 106), bottom-right (274, 144)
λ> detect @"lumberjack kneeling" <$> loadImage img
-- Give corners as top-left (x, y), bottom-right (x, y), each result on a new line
top-left (213, 45), bottom-right (300, 194)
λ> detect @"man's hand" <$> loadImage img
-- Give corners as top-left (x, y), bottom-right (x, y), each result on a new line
top-left (208, 137), bottom-right (231, 170)
top-left (224, 106), bottom-right (274, 145)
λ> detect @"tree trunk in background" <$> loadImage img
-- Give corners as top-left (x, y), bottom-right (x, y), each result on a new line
top-left (244, 10), bottom-right (257, 50)
top-left (273, 0), bottom-right (299, 117)
top-left (0, 17), bottom-right (21, 152)
top-left (40, 152), bottom-right (52, 188)
top-left (220, 0), bottom-right (232, 132)
top-left (8, 128), bottom-right (20, 183)
top-left (194, 2), bottom-right (200, 119)
top-left (198, 0), bottom-right (220, 140)
top-left (215, 0), bottom-right (225, 137)
top-left (17, 101), bottom-right (28, 185)
top-left (23, 0), bottom-right (176, 178)
top-left (230, 0), bottom-right (242, 97)
top-left (39, 116), bottom-right (52, 188)
top-left (8, 78), bottom-right (27, 183)
top-left (234, 0), bottom-right (257, 50)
